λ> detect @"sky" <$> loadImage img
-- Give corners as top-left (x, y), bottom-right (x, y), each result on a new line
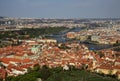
top-left (0, 0), bottom-right (120, 18)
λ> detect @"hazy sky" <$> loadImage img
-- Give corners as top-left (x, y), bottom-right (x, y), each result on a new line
top-left (0, 0), bottom-right (120, 18)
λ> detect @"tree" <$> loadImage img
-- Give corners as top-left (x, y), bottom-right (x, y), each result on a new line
top-left (51, 67), bottom-right (62, 73)
top-left (40, 65), bottom-right (52, 80)
top-left (33, 64), bottom-right (40, 71)
top-left (18, 75), bottom-right (36, 81)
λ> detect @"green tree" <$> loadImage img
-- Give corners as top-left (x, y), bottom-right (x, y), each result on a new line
top-left (39, 65), bottom-right (52, 80)
top-left (33, 64), bottom-right (40, 71)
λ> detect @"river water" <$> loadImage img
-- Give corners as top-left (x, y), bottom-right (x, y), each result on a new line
top-left (48, 27), bottom-right (112, 50)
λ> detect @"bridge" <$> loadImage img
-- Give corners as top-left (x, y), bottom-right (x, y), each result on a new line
top-left (98, 45), bottom-right (120, 51)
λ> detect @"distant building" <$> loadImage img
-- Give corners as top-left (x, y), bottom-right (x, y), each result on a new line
top-left (37, 39), bottom-right (57, 43)
top-left (91, 36), bottom-right (100, 42)
top-left (66, 32), bottom-right (76, 39)
top-left (31, 45), bottom-right (40, 54)
top-left (79, 35), bottom-right (88, 41)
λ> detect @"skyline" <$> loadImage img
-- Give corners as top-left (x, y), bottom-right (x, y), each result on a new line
top-left (0, 0), bottom-right (120, 18)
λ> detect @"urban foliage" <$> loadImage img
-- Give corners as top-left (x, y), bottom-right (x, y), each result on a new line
top-left (6, 65), bottom-right (119, 81)
top-left (0, 27), bottom-right (67, 39)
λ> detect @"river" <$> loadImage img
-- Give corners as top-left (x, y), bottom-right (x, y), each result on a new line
top-left (47, 27), bottom-right (113, 50)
